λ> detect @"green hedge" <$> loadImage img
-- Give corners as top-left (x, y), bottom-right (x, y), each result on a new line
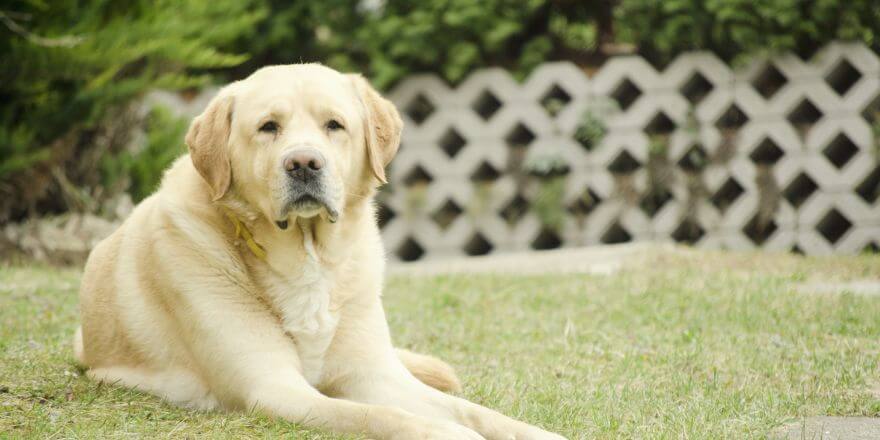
top-left (616, 0), bottom-right (879, 65)
top-left (235, 0), bottom-right (879, 88)
top-left (2, 0), bottom-right (877, 221)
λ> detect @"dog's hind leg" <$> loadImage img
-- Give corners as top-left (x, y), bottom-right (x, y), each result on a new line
top-left (87, 366), bottom-right (218, 410)
top-left (396, 349), bottom-right (462, 394)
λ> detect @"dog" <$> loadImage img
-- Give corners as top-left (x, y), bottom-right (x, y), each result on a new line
top-left (74, 64), bottom-right (566, 439)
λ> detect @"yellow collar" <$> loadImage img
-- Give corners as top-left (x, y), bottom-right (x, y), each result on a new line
top-left (223, 210), bottom-right (267, 261)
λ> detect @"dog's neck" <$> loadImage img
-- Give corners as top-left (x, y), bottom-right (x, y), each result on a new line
top-left (217, 186), bottom-right (374, 270)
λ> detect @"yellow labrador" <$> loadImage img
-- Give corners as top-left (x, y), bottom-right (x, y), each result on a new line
top-left (75, 64), bottom-right (565, 440)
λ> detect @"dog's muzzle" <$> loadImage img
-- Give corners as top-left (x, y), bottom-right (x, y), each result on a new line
top-left (276, 148), bottom-right (338, 229)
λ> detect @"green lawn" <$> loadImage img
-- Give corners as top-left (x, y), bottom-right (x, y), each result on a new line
top-left (2, 249), bottom-right (879, 439)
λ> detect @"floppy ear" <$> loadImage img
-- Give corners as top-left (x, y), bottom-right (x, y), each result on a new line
top-left (349, 74), bottom-right (403, 184)
top-left (185, 95), bottom-right (234, 201)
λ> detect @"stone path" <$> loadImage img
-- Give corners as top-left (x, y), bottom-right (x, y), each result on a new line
top-left (796, 280), bottom-right (880, 296)
top-left (779, 417), bottom-right (880, 440)
top-left (388, 242), bottom-right (676, 276)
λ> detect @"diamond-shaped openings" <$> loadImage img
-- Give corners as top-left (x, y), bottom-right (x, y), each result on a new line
top-left (403, 165), bottom-right (433, 186)
top-left (822, 133), bottom-right (858, 169)
top-left (783, 173), bottom-right (818, 208)
top-left (749, 137), bottom-right (784, 165)
top-left (405, 93), bottom-right (435, 125)
top-left (816, 209), bottom-right (852, 244)
top-left (439, 128), bottom-right (466, 158)
top-left (743, 216), bottom-right (777, 245)
top-left (825, 59), bottom-right (862, 96)
top-left (505, 123), bottom-right (536, 149)
top-left (715, 104), bottom-right (749, 130)
top-left (795, 44), bottom-right (821, 62)
top-left (751, 63), bottom-right (788, 100)
top-left (672, 218), bottom-right (705, 244)
top-left (472, 90), bottom-right (502, 120)
top-left (601, 221), bottom-right (632, 244)
top-left (376, 203), bottom-right (395, 229)
top-left (680, 71), bottom-right (714, 105)
top-left (856, 166), bottom-right (880, 204)
top-left (678, 144), bottom-right (709, 172)
top-left (396, 237), bottom-right (424, 261)
top-left (607, 150), bottom-right (641, 174)
top-left (710, 178), bottom-right (745, 213)
top-left (540, 84), bottom-right (572, 116)
top-left (470, 161), bottom-right (501, 183)
top-left (574, 113), bottom-right (606, 152)
top-left (787, 98), bottom-right (823, 127)
top-left (431, 199), bottom-right (462, 230)
top-left (531, 228), bottom-right (562, 250)
top-left (463, 232), bottom-right (493, 256)
top-left (863, 94), bottom-right (880, 124)
top-left (640, 188), bottom-right (673, 217)
top-left (611, 77), bottom-right (642, 111)
top-left (568, 187), bottom-right (602, 217)
top-left (863, 242), bottom-right (880, 254)
top-left (500, 194), bottom-right (529, 225)
top-left (644, 111), bottom-right (676, 136)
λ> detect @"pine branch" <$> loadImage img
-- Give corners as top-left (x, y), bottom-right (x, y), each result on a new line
top-left (0, 10), bottom-right (83, 47)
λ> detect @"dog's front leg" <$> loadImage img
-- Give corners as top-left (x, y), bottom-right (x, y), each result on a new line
top-left (172, 279), bottom-right (482, 440)
top-left (324, 299), bottom-right (567, 440)
top-left (335, 369), bottom-right (567, 440)
top-left (245, 381), bottom-right (485, 440)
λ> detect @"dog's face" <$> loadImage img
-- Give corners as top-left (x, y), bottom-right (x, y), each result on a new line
top-left (185, 64), bottom-right (402, 228)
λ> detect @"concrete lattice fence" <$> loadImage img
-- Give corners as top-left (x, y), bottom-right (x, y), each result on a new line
top-left (378, 42), bottom-right (880, 261)
top-left (147, 42), bottom-right (880, 262)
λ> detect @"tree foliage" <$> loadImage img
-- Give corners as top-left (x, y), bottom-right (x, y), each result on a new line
top-left (0, 0), bottom-right (261, 221)
top-left (230, 0), bottom-right (606, 88)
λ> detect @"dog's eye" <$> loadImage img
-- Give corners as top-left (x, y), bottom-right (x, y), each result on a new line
top-left (259, 121), bottom-right (279, 133)
top-left (326, 119), bottom-right (344, 131)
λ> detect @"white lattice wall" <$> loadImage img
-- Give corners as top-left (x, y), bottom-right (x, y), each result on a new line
top-left (379, 42), bottom-right (880, 261)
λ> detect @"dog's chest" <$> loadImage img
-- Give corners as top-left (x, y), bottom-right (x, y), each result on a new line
top-left (262, 258), bottom-right (338, 386)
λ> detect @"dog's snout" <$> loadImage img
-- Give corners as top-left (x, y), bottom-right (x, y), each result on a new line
top-left (284, 149), bottom-right (325, 172)
top-left (283, 149), bottom-right (325, 180)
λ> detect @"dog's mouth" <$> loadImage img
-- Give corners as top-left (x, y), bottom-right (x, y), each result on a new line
top-left (292, 194), bottom-right (321, 210)
top-left (275, 192), bottom-right (339, 230)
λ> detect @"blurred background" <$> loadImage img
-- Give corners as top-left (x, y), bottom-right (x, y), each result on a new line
top-left (1, 0), bottom-right (879, 264)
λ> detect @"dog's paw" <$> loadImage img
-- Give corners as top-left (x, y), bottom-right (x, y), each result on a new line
top-left (518, 427), bottom-right (568, 440)
top-left (483, 421), bottom-right (568, 440)
top-left (393, 417), bottom-right (485, 440)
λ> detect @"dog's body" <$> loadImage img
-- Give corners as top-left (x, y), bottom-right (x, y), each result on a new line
top-left (76, 64), bottom-right (564, 439)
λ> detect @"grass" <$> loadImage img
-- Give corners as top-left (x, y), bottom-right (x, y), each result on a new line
top-left (1, 248), bottom-right (879, 439)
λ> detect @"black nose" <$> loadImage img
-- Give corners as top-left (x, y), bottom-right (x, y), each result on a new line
top-left (283, 149), bottom-right (325, 181)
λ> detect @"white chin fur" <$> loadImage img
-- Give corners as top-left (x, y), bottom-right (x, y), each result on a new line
top-left (276, 200), bottom-right (339, 224)
top-left (296, 209), bottom-right (322, 219)
top-left (280, 206), bottom-right (322, 221)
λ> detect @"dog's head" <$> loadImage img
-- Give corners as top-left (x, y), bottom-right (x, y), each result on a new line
top-left (184, 64), bottom-right (401, 228)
